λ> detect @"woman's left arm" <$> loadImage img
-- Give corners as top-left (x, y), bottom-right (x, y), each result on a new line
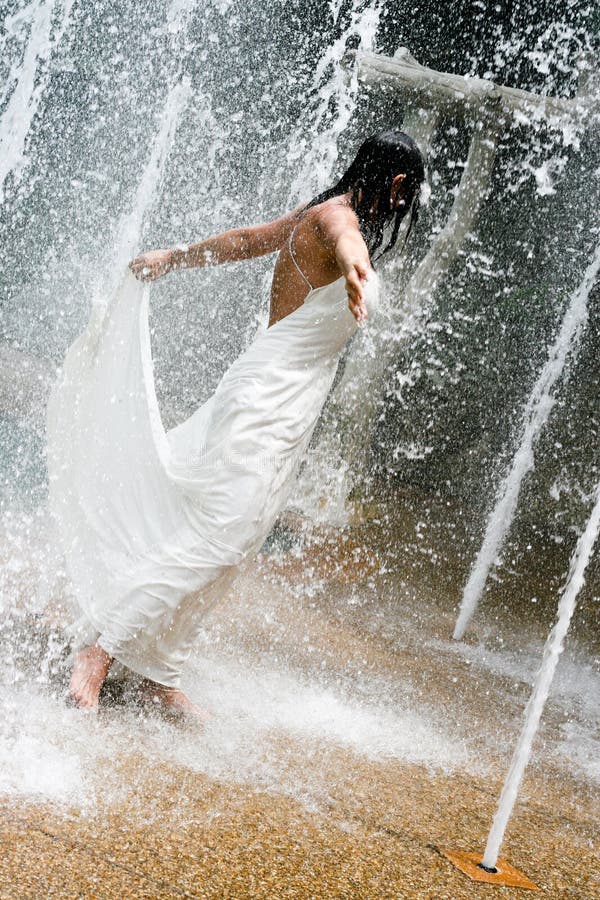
top-left (129, 208), bottom-right (301, 281)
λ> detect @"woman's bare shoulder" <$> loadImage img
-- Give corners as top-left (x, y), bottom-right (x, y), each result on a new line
top-left (295, 197), bottom-right (357, 235)
top-left (308, 199), bottom-right (360, 248)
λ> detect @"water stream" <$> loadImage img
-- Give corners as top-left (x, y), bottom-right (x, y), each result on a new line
top-left (0, 0), bottom-right (73, 201)
top-left (454, 242), bottom-right (600, 640)
top-left (482, 476), bottom-right (600, 869)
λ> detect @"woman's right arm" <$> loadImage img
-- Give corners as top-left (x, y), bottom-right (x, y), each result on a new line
top-left (129, 207), bottom-right (302, 281)
top-left (315, 206), bottom-right (372, 323)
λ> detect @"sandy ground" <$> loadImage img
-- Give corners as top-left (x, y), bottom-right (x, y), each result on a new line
top-left (1, 488), bottom-right (598, 898)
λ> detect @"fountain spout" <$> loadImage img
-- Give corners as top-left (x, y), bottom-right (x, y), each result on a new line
top-left (444, 477), bottom-right (600, 886)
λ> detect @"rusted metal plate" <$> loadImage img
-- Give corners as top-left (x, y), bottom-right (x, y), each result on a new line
top-left (441, 849), bottom-right (539, 890)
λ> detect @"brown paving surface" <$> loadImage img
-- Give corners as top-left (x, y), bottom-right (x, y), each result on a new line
top-left (1, 748), bottom-right (598, 899)
top-left (2, 490), bottom-right (599, 899)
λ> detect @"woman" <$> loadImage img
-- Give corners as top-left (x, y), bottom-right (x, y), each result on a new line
top-left (53, 129), bottom-right (425, 718)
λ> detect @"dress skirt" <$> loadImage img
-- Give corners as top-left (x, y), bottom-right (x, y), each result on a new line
top-left (46, 268), bottom-right (378, 687)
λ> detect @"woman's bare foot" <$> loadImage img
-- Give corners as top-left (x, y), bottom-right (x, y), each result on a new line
top-left (69, 644), bottom-right (113, 709)
top-left (140, 680), bottom-right (211, 724)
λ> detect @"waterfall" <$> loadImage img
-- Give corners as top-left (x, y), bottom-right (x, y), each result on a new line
top-left (0, 0), bottom-right (73, 202)
top-left (453, 242), bottom-right (600, 640)
top-left (481, 477), bottom-right (600, 869)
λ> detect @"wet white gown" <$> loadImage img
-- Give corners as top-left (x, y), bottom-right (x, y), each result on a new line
top-left (47, 261), bottom-right (379, 687)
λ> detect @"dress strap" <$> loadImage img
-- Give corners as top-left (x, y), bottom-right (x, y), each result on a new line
top-left (288, 228), bottom-right (314, 291)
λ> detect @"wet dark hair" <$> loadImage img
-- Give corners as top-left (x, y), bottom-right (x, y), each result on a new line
top-left (304, 130), bottom-right (425, 260)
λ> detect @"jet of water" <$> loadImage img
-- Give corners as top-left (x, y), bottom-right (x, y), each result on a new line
top-left (454, 242), bottom-right (600, 640)
top-left (95, 77), bottom-right (192, 312)
top-left (481, 476), bottom-right (600, 869)
top-left (287, 0), bottom-right (382, 202)
top-left (0, 0), bottom-right (73, 202)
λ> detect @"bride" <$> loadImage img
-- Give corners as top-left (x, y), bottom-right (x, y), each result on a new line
top-left (49, 129), bottom-right (424, 718)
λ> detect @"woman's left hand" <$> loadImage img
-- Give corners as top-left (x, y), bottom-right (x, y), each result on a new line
top-left (345, 262), bottom-right (369, 324)
top-left (129, 249), bottom-right (173, 281)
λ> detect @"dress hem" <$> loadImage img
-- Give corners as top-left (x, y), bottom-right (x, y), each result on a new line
top-left (96, 633), bottom-right (184, 689)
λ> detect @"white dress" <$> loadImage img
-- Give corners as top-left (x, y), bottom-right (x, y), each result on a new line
top-left (47, 250), bottom-right (379, 687)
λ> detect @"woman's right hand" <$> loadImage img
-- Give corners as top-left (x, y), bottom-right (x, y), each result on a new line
top-left (129, 249), bottom-right (173, 282)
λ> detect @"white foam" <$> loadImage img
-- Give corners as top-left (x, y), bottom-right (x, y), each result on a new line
top-left (0, 645), bottom-right (472, 814)
top-left (0, 687), bottom-right (88, 806)
top-left (185, 651), bottom-right (471, 768)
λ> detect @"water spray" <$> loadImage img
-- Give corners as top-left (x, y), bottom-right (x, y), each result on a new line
top-left (311, 46), bottom-right (588, 517)
top-left (443, 477), bottom-right (600, 887)
top-left (46, 76), bottom-right (190, 596)
top-left (453, 244), bottom-right (600, 640)
top-left (284, 0), bottom-right (382, 523)
top-left (0, 0), bottom-right (73, 202)
top-left (350, 48), bottom-right (597, 889)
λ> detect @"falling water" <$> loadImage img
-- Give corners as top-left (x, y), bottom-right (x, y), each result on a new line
top-left (324, 104), bottom-right (501, 503)
top-left (481, 476), bottom-right (600, 869)
top-left (108, 78), bottom-right (191, 287)
top-left (287, 0), bottom-right (382, 201)
top-left (0, 0), bottom-right (73, 201)
top-left (453, 242), bottom-right (600, 640)
top-left (72, 76), bottom-right (191, 367)
top-left (46, 75), bottom-right (191, 519)
top-left (165, 0), bottom-right (196, 35)
top-left (301, 44), bottom-right (595, 525)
